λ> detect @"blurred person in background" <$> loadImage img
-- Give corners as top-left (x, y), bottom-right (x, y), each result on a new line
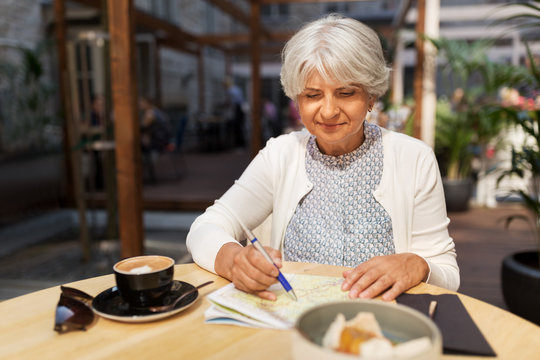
top-left (225, 77), bottom-right (246, 148)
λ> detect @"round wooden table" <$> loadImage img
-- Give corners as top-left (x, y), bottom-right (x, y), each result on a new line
top-left (0, 262), bottom-right (538, 359)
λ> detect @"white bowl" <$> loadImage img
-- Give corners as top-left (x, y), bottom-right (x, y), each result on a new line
top-left (292, 300), bottom-right (442, 360)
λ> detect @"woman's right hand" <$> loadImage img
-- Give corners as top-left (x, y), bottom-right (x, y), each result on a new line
top-left (214, 242), bottom-right (282, 301)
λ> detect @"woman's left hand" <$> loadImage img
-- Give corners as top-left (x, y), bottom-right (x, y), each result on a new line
top-left (341, 253), bottom-right (429, 301)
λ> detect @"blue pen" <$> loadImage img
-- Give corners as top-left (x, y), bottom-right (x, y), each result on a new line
top-left (220, 203), bottom-right (297, 301)
top-left (244, 227), bottom-right (298, 301)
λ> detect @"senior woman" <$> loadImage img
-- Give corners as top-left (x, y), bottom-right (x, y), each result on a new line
top-left (187, 14), bottom-right (459, 301)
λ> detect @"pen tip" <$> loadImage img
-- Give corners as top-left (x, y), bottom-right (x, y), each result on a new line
top-left (289, 290), bottom-right (298, 301)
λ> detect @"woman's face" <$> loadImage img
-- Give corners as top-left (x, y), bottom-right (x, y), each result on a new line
top-left (297, 71), bottom-right (373, 156)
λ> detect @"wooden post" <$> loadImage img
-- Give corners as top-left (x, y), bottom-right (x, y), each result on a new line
top-left (250, 1), bottom-right (262, 157)
top-left (413, 0), bottom-right (438, 147)
top-left (53, 0), bottom-right (73, 204)
top-left (54, 0), bottom-right (91, 261)
top-left (100, 0), bottom-right (118, 240)
top-left (197, 48), bottom-right (205, 113)
top-left (413, 0), bottom-right (425, 140)
top-left (391, 32), bottom-right (404, 105)
top-left (154, 42), bottom-right (162, 107)
top-left (107, 0), bottom-right (144, 258)
top-left (225, 52), bottom-right (231, 79)
top-left (421, 0), bottom-right (439, 148)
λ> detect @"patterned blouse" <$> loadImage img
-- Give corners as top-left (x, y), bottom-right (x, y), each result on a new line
top-left (283, 122), bottom-right (395, 267)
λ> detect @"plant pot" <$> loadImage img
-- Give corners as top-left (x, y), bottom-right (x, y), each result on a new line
top-left (501, 251), bottom-right (540, 325)
top-left (442, 178), bottom-right (472, 212)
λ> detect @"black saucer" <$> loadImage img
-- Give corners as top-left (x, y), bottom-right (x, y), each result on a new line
top-left (92, 280), bottom-right (197, 323)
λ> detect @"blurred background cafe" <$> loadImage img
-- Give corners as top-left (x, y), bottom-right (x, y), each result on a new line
top-left (0, 0), bottom-right (539, 325)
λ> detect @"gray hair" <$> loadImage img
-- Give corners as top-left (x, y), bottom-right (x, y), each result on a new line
top-left (280, 14), bottom-right (390, 100)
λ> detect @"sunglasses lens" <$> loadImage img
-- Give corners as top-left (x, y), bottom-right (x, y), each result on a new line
top-left (61, 286), bottom-right (94, 303)
top-left (54, 295), bottom-right (94, 333)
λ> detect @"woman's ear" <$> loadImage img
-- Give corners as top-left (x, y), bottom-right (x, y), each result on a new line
top-left (368, 96), bottom-right (375, 112)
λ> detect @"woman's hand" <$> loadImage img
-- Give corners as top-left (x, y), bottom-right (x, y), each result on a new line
top-left (214, 242), bottom-right (282, 301)
top-left (341, 253), bottom-right (429, 301)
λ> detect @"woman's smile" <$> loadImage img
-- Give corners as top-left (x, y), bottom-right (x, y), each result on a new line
top-left (318, 122), bottom-right (345, 130)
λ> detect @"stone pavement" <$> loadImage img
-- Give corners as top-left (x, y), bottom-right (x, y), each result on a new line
top-left (448, 205), bottom-right (533, 309)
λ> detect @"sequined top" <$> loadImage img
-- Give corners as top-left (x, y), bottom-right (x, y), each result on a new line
top-left (283, 122), bottom-right (395, 267)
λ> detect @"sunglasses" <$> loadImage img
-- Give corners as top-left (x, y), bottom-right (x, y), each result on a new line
top-left (54, 286), bottom-right (96, 334)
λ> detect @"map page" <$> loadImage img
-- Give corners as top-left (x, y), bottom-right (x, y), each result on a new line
top-left (205, 273), bottom-right (350, 329)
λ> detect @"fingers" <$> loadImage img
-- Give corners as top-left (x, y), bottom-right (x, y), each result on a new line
top-left (381, 284), bottom-right (406, 301)
top-left (254, 290), bottom-right (277, 301)
top-left (342, 254), bottom-right (428, 301)
top-left (230, 245), bottom-right (282, 299)
top-left (341, 263), bottom-right (368, 291)
top-left (237, 245), bottom-right (279, 275)
top-left (344, 261), bottom-right (391, 299)
top-left (262, 246), bottom-right (283, 268)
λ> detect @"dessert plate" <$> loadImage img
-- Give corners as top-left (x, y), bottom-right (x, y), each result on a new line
top-left (92, 280), bottom-right (197, 323)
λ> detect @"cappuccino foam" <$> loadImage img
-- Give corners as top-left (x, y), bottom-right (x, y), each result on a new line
top-left (129, 265), bottom-right (153, 274)
top-left (115, 255), bottom-right (173, 274)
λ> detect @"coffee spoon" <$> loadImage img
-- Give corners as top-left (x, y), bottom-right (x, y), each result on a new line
top-left (148, 280), bottom-right (214, 313)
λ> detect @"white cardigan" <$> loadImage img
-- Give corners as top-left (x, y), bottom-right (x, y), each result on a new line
top-left (187, 127), bottom-right (460, 291)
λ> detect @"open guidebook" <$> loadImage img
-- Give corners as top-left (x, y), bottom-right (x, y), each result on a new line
top-left (204, 273), bottom-right (351, 330)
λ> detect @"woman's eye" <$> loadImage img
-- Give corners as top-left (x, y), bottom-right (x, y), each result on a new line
top-left (305, 93), bottom-right (319, 99)
top-left (340, 91), bottom-right (354, 97)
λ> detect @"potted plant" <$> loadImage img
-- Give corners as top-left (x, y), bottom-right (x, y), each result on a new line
top-left (492, 0), bottom-right (540, 326)
top-left (429, 38), bottom-right (514, 211)
top-left (430, 38), bottom-right (528, 211)
top-left (434, 97), bottom-right (475, 212)
top-left (430, 38), bottom-right (491, 212)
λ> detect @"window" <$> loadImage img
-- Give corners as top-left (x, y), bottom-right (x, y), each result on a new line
top-left (261, 4), bottom-right (289, 19)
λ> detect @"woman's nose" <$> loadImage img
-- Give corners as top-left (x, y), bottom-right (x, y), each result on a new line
top-left (320, 97), bottom-right (340, 119)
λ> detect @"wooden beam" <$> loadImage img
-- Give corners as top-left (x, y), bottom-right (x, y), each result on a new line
top-left (392, 0), bottom-right (414, 29)
top-left (268, 31), bottom-right (296, 42)
top-left (199, 32), bottom-right (250, 46)
top-left (199, 30), bottom-right (294, 46)
top-left (107, 0), bottom-right (144, 258)
top-left (413, 0), bottom-right (425, 140)
top-left (70, 0), bottom-right (200, 51)
top-left (69, 0), bottom-right (101, 10)
top-left (54, 0), bottom-right (91, 261)
top-left (250, 1), bottom-right (262, 156)
top-left (206, 0), bottom-right (251, 26)
top-left (205, 0), bottom-right (272, 39)
top-left (258, 0), bottom-right (372, 3)
top-left (135, 9), bottom-right (198, 44)
top-left (230, 44), bottom-right (286, 55)
top-left (53, 0), bottom-right (73, 207)
top-left (198, 49), bottom-right (205, 112)
top-left (156, 37), bottom-right (200, 55)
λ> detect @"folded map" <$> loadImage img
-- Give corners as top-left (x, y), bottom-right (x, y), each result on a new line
top-left (204, 273), bottom-right (351, 329)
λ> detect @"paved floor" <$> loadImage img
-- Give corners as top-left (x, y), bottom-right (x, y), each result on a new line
top-left (448, 205), bottom-right (534, 309)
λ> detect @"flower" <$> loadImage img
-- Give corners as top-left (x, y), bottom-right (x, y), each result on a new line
top-left (499, 87), bottom-right (539, 111)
